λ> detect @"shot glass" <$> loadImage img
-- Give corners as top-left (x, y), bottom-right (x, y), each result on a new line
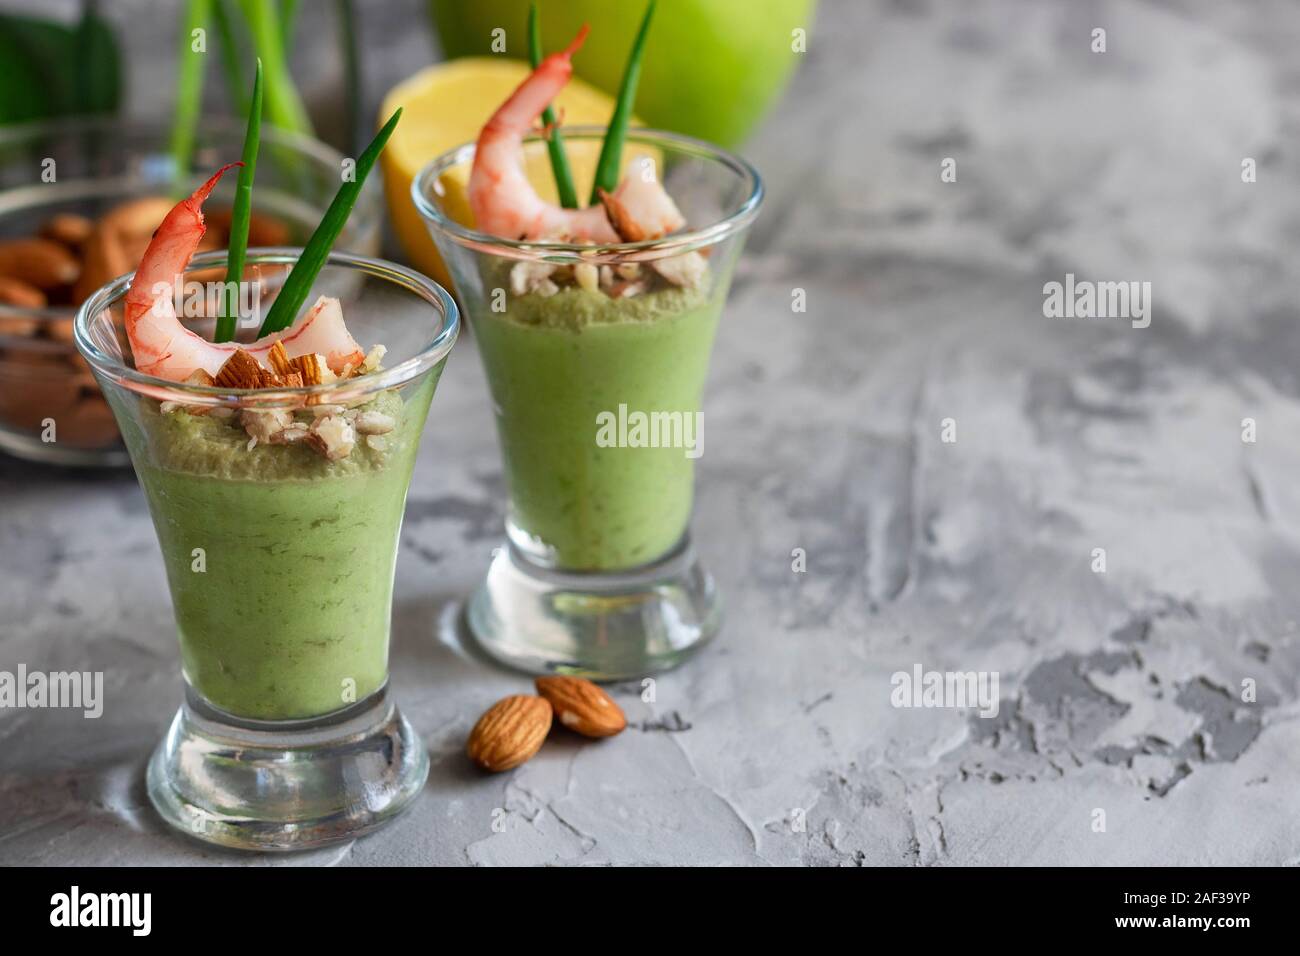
top-left (74, 250), bottom-right (459, 850)
top-left (414, 127), bottom-right (762, 679)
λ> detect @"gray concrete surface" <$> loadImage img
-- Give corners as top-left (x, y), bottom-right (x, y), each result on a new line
top-left (2, 0), bottom-right (1299, 865)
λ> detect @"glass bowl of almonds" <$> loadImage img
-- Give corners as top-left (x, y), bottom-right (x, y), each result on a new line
top-left (0, 116), bottom-right (382, 467)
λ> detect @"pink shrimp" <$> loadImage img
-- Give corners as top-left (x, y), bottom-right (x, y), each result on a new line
top-left (123, 164), bottom-right (363, 381)
top-left (469, 25), bottom-right (621, 243)
top-left (598, 154), bottom-right (685, 241)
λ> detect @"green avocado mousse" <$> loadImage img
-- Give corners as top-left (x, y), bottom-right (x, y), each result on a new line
top-left (414, 4), bottom-right (762, 678)
top-left (139, 372), bottom-right (434, 720)
top-left (473, 257), bottom-right (718, 571)
top-left (74, 91), bottom-right (459, 850)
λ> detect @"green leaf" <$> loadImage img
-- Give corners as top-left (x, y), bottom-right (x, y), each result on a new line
top-left (170, 0), bottom-right (212, 193)
top-left (215, 59), bottom-right (263, 344)
top-left (256, 109), bottom-right (401, 338)
top-left (279, 0), bottom-right (301, 56)
top-left (74, 8), bottom-right (121, 114)
top-left (589, 0), bottom-right (656, 205)
top-left (212, 0), bottom-right (249, 114)
top-left (335, 0), bottom-right (361, 153)
top-left (0, 13), bottom-right (120, 123)
top-left (239, 0), bottom-right (313, 136)
top-left (528, 3), bottom-right (578, 209)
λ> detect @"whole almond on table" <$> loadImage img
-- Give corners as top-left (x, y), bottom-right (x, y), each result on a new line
top-left (466, 695), bottom-right (552, 772)
top-left (535, 676), bottom-right (627, 738)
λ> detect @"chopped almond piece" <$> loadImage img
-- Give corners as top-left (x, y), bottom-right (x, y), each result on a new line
top-left (305, 415), bottom-right (355, 461)
top-left (609, 280), bottom-right (646, 299)
top-left (291, 352), bottom-right (325, 386)
top-left (240, 408), bottom-right (294, 443)
top-left (269, 422), bottom-right (310, 445)
top-left (510, 261), bottom-right (557, 297)
top-left (213, 349), bottom-right (266, 389)
top-left (651, 251), bottom-right (708, 289)
top-left (354, 410), bottom-right (395, 435)
top-left (574, 262), bottom-right (600, 294)
top-left (262, 370), bottom-right (303, 389)
top-left (361, 344), bottom-right (387, 373)
top-left (266, 340), bottom-right (294, 378)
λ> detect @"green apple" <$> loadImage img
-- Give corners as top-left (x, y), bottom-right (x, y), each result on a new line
top-left (429, 0), bottom-right (816, 148)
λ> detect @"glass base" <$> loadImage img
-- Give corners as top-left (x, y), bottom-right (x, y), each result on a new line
top-left (466, 535), bottom-right (722, 680)
top-left (147, 684), bottom-right (428, 852)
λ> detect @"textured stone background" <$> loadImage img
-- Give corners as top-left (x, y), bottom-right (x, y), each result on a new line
top-left (3, 0), bottom-right (1300, 865)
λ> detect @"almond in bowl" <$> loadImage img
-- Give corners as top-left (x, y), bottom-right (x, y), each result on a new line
top-left (0, 202), bottom-right (294, 465)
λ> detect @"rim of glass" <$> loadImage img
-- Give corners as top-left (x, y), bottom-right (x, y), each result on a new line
top-left (411, 126), bottom-right (764, 264)
top-left (0, 115), bottom-right (379, 327)
top-left (73, 248), bottom-right (459, 408)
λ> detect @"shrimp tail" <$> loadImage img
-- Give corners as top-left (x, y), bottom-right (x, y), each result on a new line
top-left (123, 163), bottom-right (241, 377)
top-left (118, 163), bottom-right (369, 384)
top-left (189, 161), bottom-right (243, 208)
top-left (152, 162), bottom-right (243, 267)
top-left (125, 162), bottom-right (242, 321)
top-left (469, 25), bottom-right (620, 243)
top-left (561, 23), bottom-right (590, 58)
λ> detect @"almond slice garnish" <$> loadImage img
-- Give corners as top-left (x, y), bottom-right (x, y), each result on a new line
top-left (266, 340), bottom-right (294, 378)
top-left (262, 370), bottom-right (303, 389)
top-left (305, 415), bottom-right (355, 461)
top-left (184, 368), bottom-right (216, 387)
top-left (291, 352), bottom-right (324, 386)
top-left (177, 368), bottom-right (219, 415)
top-left (213, 349), bottom-right (266, 389)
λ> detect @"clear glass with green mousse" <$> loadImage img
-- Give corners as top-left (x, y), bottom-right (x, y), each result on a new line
top-left (75, 250), bottom-right (458, 851)
top-left (414, 127), bottom-right (762, 679)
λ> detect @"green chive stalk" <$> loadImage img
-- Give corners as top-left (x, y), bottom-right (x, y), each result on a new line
top-left (335, 0), bottom-right (361, 153)
top-left (238, 0), bottom-right (312, 136)
top-left (214, 58), bottom-right (263, 344)
top-left (211, 0), bottom-right (247, 114)
top-left (589, 0), bottom-right (656, 204)
top-left (528, 3), bottom-right (578, 209)
top-left (256, 109), bottom-right (401, 337)
top-left (169, 0), bottom-right (211, 192)
top-left (279, 0), bottom-right (300, 56)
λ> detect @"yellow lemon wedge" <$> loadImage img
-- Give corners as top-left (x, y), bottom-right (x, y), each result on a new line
top-left (379, 57), bottom-right (623, 289)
